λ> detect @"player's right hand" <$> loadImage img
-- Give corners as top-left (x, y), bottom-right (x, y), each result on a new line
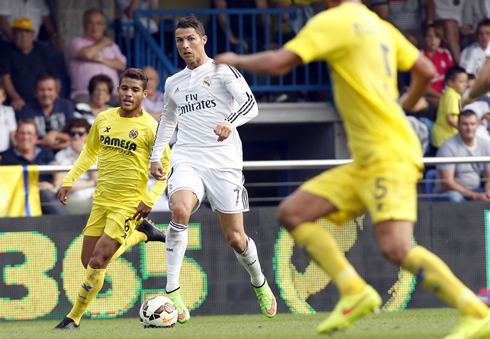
top-left (150, 161), bottom-right (167, 181)
top-left (58, 186), bottom-right (72, 205)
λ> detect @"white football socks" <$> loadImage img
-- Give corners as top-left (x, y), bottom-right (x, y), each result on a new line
top-left (165, 221), bottom-right (188, 293)
top-left (234, 236), bottom-right (265, 287)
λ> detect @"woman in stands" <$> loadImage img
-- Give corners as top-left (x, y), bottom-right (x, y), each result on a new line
top-left (74, 75), bottom-right (113, 125)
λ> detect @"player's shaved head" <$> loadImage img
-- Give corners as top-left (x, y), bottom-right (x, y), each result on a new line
top-left (175, 14), bottom-right (205, 37)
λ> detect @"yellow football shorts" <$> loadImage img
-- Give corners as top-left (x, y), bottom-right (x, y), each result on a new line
top-left (83, 203), bottom-right (140, 245)
top-left (301, 160), bottom-right (422, 225)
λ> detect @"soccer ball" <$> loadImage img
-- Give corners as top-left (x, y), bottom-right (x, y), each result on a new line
top-left (140, 295), bottom-right (178, 328)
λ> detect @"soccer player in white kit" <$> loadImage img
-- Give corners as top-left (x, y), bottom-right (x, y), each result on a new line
top-left (149, 15), bottom-right (276, 323)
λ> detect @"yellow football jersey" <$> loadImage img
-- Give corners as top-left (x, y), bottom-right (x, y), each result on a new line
top-left (284, 3), bottom-right (422, 167)
top-left (62, 107), bottom-right (171, 209)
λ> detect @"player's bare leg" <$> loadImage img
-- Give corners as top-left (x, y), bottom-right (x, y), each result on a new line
top-left (54, 234), bottom-right (121, 330)
top-left (81, 235), bottom-right (100, 269)
top-left (165, 190), bottom-right (196, 323)
top-left (277, 189), bottom-right (380, 333)
top-left (377, 220), bottom-right (490, 339)
top-left (219, 212), bottom-right (276, 317)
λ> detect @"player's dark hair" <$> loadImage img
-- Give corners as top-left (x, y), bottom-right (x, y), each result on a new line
top-left (64, 118), bottom-right (91, 134)
top-left (17, 118), bottom-right (38, 135)
top-left (467, 73), bottom-right (476, 81)
top-left (444, 66), bottom-right (466, 83)
top-left (119, 68), bottom-right (148, 90)
top-left (83, 8), bottom-right (106, 24)
top-left (88, 74), bottom-right (114, 95)
top-left (459, 110), bottom-right (477, 119)
top-left (175, 14), bottom-right (205, 37)
top-left (477, 18), bottom-right (490, 34)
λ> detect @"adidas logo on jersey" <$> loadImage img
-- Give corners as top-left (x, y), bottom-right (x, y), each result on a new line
top-left (174, 87), bottom-right (180, 94)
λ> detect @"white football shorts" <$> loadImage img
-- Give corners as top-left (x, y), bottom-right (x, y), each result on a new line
top-left (167, 163), bottom-right (249, 214)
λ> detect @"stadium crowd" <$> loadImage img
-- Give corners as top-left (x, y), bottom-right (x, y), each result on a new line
top-left (1, 0), bottom-right (490, 214)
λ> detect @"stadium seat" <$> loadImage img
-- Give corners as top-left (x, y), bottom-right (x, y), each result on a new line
top-left (424, 169), bottom-right (438, 202)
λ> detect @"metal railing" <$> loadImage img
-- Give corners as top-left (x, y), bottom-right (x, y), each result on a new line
top-left (111, 8), bottom-right (331, 97)
top-left (32, 156), bottom-right (490, 205)
top-left (35, 157), bottom-right (490, 174)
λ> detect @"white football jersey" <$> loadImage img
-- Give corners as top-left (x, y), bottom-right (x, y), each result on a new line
top-left (149, 58), bottom-right (258, 169)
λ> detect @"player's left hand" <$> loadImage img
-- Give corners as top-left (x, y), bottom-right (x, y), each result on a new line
top-left (58, 186), bottom-right (72, 205)
top-left (214, 52), bottom-right (239, 67)
top-left (133, 201), bottom-right (152, 222)
top-left (214, 122), bottom-right (232, 142)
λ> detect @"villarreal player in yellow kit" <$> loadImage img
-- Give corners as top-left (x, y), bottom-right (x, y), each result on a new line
top-left (215, 0), bottom-right (490, 338)
top-left (53, 69), bottom-right (171, 330)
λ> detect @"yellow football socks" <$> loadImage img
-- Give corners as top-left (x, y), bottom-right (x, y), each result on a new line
top-left (110, 230), bottom-right (147, 263)
top-left (67, 265), bottom-right (106, 325)
top-left (291, 222), bottom-right (366, 296)
top-left (402, 246), bottom-right (488, 319)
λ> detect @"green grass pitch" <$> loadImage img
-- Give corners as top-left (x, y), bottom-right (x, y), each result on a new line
top-left (0, 309), bottom-right (462, 339)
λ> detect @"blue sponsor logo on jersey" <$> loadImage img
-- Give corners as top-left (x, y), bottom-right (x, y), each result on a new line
top-left (100, 135), bottom-right (137, 151)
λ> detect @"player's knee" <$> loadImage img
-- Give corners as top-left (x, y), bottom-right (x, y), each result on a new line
top-left (277, 201), bottom-right (300, 231)
top-left (88, 252), bottom-right (111, 269)
top-left (171, 204), bottom-right (191, 223)
top-left (226, 232), bottom-right (246, 252)
top-left (379, 243), bottom-right (406, 266)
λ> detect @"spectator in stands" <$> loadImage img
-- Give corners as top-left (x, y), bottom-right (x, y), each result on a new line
top-left (141, 66), bottom-right (164, 120)
top-left (433, 0), bottom-right (465, 63)
top-left (432, 66), bottom-right (468, 148)
top-left (434, 110), bottom-right (490, 202)
top-left (69, 8), bottom-right (126, 101)
top-left (464, 100), bottom-right (490, 140)
top-left (0, 17), bottom-right (64, 110)
top-left (74, 74), bottom-right (113, 125)
top-left (371, 0), bottom-right (435, 47)
top-left (17, 74), bottom-right (73, 151)
top-left (272, 0), bottom-right (324, 40)
top-left (0, 0), bottom-right (64, 51)
top-left (215, 0), bottom-right (269, 54)
top-left (115, 0), bottom-right (159, 39)
top-left (460, 19), bottom-right (490, 76)
top-left (53, 118), bottom-right (97, 214)
top-left (420, 23), bottom-right (454, 106)
top-left (0, 83), bottom-right (17, 156)
top-left (461, 0), bottom-right (490, 44)
top-left (0, 119), bottom-right (65, 214)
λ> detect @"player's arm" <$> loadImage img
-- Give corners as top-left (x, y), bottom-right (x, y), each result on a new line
top-left (215, 11), bottom-right (345, 76)
top-left (215, 48), bottom-right (302, 76)
top-left (214, 66), bottom-right (261, 141)
top-left (58, 117), bottom-right (100, 204)
top-left (149, 90), bottom-right (177, 179)
top-left (142, 146), bottom-right (171, 205)
top-left (392, 24), bottom-right (436, 112)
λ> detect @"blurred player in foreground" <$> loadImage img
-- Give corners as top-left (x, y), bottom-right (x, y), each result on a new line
top-left (216, 0), bottom-right (490, 338)
top-left (53, 68), bottom-right (171, 330)
top-left (149, 15), bottom-right (276, 323)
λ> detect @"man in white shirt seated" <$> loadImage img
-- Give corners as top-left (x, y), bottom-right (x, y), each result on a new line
top-left (460, 19), bottom-right (490, 76)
